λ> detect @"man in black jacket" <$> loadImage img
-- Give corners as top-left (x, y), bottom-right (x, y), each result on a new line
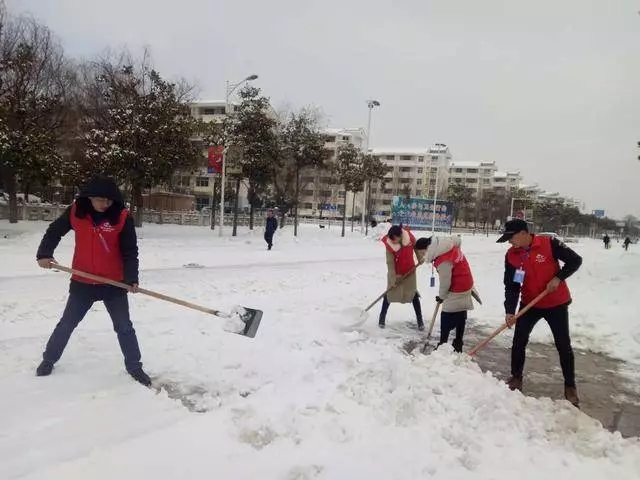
top-left (35, 176), bottom-right (151, 387)
top-left (498, 221), bottom-right (582, 406)
top-left (264, 208), bottom-right (278, 250)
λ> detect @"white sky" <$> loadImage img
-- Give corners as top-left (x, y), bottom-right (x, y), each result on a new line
top-left (8, 0), bottom-right (640, 218)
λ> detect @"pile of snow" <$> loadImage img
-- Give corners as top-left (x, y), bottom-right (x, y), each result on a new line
top-left (1, 221), bottom-right (639, 478)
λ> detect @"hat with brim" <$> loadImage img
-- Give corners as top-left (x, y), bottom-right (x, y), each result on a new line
top-left (496, 219), bottom-right (528, 243)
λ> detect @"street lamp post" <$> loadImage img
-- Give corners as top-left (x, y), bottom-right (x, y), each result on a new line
top-left (431, 163), bottom-right (440, 235)
top-left (362, 99), bottom-right (380, 234)
top-left (219, 74), bottom-right (258, 237)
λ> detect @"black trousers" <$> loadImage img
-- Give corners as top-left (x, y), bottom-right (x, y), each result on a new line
top-left (511, 303), bottom-right (575, 387)
top-left (379, 293), bottom-right (423, 324)
top-left (438, 311), bottom-right (467, 352)
top-left (264, 231), bottom-right (274, 248)
top-left (42, 281), bottom-right (143, 371)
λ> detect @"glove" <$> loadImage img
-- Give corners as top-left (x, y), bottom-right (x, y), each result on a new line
top-left (435, 296), bottom-right (443, 304)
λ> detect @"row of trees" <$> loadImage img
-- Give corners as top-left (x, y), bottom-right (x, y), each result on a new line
top-left (444, 183), bottom-right (634, 237)
top-left (0, 3), bottom-right (386, 234)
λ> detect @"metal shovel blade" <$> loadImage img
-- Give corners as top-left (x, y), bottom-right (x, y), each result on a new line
top-left (239, 307), bottom-right (263, 338)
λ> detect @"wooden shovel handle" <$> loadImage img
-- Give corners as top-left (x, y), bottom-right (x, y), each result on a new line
top-left (363, 264), bottom-right (420, 313)
top-left (51, 264), bottom-right (226, 317)
top-left (467, 290), bottom-right (549, 357)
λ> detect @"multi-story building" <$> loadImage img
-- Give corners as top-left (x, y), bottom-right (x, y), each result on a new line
top-left (367, 148), bottom-right (428, 219)
top-left (297, 127), bottom-right (367, 218)
top-left (422, 143), bottom-right (452, 199)
top-left (170, 100), bottom-right (248, 211)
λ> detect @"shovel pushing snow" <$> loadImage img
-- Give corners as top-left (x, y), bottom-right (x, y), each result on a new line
top-left (51, 265), bottom-right (263, 338)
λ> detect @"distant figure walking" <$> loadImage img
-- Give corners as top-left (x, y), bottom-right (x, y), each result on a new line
top-left (603, 234), bottom-right (611, 250)
top-left (623, 236), bottom-right (631, 251)
top-left (265, 209), bottom-right (278, 250)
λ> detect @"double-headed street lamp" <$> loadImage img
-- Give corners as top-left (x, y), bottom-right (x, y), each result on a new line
top-left (219, 74), bottom-right (258, 237)
top-left (362, 99), bottom-right (380, 233)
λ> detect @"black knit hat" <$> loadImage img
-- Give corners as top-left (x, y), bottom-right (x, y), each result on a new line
top-left (415, 237), bottom-right (432, 250)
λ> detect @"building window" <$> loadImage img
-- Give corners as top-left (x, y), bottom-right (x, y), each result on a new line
top-left (399, 167), bottom-right (411, 173)
top-left (418, 156), bottom-right (424, 162)
top-left (431, 155), bottom-right (439, 161)
top-left (325, 136), bottom-right (336, 143)
top-left (196, 177), bottom-right (209, 187)
top-left (175, 176), bottom-right (191, 187)
top-left (342, 136), bottom-right (350, 141)
top-left (320, 190), bottom-right (331, 197)
top-left (467, 168), bottom-right (478, 174)
top-left (417, 168), bottom-right (423, 174)
top-left (386, 155), bottom-right (395, 160)
top-left (466, 178), bottom-right (478, 183)
top-left (302, 190), bottom-right (314, 196)
top-left (203, 107), bottom-right (225, 115)
top-left (303, 203), bottom-right (313, 210)
top-left (401, 155), bottom-right (412, 161)
top-left (417, 179), bottom-right (422, 185)
top-left (483, 179), bottom-right (491, 184)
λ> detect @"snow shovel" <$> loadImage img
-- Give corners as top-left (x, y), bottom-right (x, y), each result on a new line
top-left (467, 290), bottom-right (548, 357)
top-left (50, 265), bottom-right (263, 338)
top-left (344, 264), bottom-right (421, 329)
top-left (420, 302), bottom-right (442, 353)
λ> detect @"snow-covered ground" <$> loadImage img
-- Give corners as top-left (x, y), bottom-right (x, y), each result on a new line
top-left (1, 220), bottom-right (639, 479)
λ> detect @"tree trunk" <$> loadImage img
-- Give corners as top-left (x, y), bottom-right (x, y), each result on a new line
top-left (341, 187), bottom-right (347, 237)
top-left (294, 167), bottom-right (300, 237)
top-left (249, 189), bottom-right (255, 231)
top-left (350, 191), bottom-right (356, 232)
top-left (132, 183), bottom-right (144, 228)
top-left (6, 171), bottom-right (19, 224)
top-left (210, 175), bottom-right (218, 230)
top-left (232, 176), bottom-right (241, 237)
top-left (364, 182), bottom-right (371, 235)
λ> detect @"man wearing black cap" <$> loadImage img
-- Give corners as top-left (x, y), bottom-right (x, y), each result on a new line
top-left (34, 176), bottom-right (152, 387)
top-left (497, 219), bottom-right (583, 407)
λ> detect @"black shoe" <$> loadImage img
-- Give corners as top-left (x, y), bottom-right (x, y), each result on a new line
top-left (128, 367), bottom-right (152, 387)
top-left (378, 314), bottom-right (386, 329)
top-left (36, 360), bottom-right (54, 376)
top-left (452, 339), bottom-right (463, 353)
top-left (417, 320), bottom-right (425, 331)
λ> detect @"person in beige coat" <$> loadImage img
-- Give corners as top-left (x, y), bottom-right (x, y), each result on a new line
top-left (416, 235), bottom-right (481, 352)
top-left (379, 225), bottom-right (425, 330)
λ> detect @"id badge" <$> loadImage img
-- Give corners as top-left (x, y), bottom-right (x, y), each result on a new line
top-left (513, 268), bottom-right (525, 285)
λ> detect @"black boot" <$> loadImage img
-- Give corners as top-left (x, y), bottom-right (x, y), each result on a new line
top-left (36, 360), bottom-right (54, 376)
top-left (128, 367), bottom-right (152, 387)
top-left (452, 338), bottom-right (463, 353)
top-left (378, 314), bottom-right (386, 329)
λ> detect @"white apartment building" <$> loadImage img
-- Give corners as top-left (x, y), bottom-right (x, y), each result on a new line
top-left (171, 100), bottom-right (249, 211)
top-left (297, 127), bottom-right (367, 218)
top-left (367, 147), bottom-right (429, 219)
top-left (423, 143), bottom-right (452, 199)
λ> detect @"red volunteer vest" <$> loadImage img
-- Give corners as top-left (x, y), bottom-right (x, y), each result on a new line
top-left (382, 228), bottom-right (417, 276)
top-left (70, 202), bottom-right (128, 284)
top-left (506, 235), bottom-right (571, 309)
top-left (433, 246), bottom-right (474, 293)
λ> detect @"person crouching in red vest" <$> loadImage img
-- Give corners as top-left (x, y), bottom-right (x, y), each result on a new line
top-left (415, 236), bottom-right (481, 352)
top-left (497, 219), bottom-right (582, 407)
top-left (379, 225), bottom-right (424, 330)
top-left (35, 176), bottom-right (151, 387)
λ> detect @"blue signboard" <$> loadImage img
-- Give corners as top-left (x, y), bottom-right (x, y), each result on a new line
top-left (391, 196), bottom-right (454, 231)
top-left (593, 209), bottom-right (605, 218)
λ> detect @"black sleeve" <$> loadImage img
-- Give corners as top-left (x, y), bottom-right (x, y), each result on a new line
top-left (504, 255), bottom-right (521, 315)
top-left (550, 238), bottom-right (582, 281)
top-left (119, 215), bottom-right (139, 284)
top-left (36, 207), bottom-right (72, 259)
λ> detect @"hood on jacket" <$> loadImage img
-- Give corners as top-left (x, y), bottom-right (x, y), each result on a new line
top-left (75, 176), bottom-right (126, 225)
top-left (425, 235), bottom-right (462, 263)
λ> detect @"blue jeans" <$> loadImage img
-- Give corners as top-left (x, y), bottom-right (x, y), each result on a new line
top-left (42, 281), bottom-right (142, 371)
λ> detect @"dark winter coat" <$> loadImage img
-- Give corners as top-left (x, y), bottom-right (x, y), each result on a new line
top-left (36, 177), bottom-right (139, 285)
top-left (265, 216), bottom-right (278, 233)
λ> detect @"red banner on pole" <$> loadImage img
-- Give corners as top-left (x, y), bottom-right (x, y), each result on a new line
top-left (207, 146), bottom-right (224, 174)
